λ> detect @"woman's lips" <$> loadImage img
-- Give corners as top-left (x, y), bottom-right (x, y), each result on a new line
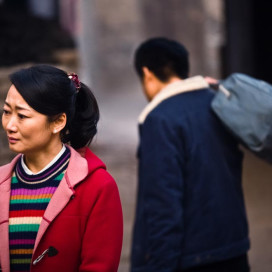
top-left (8, 137), bottom-right (19, 144)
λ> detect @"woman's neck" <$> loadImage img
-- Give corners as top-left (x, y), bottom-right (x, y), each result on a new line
top-left (23, 142), bottom-right (64, 174)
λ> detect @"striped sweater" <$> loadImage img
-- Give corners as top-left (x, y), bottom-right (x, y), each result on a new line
top-left (9, 147), bottom-right (71, 272)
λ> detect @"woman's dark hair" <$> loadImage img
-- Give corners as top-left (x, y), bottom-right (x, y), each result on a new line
top-left (134, 37), bottom-right (189, 82)
top-left (9, 64), bottom-right (99, 149)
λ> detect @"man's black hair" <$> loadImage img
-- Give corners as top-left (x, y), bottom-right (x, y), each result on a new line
top-left (134, 37), bottom-right (189, 82)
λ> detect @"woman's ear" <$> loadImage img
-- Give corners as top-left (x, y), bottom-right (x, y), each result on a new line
top-left (52, 113), bottom-right (67, 134)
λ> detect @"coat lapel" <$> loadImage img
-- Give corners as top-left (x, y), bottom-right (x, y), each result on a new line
top-left (33, 147), bottom-right (88, 252)
top-left (0, 155), bottom-right (20, 272)
top-left (0, 148), bottom-right (89, 264)
top-left (0, 180), bottom-right (11, 272)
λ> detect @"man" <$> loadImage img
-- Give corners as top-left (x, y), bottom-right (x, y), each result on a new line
top-left (130, 37), bottom-right (250, 272)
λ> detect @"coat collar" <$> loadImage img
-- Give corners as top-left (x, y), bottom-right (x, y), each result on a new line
top-left (138, 76), bottom-right (209, 124)
top-left (0, 154), bottom-right (20, 190)
top-left (0, 146), bottom-right (88, 192)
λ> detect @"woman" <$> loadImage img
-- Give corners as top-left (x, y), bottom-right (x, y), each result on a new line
top-left (0, 64), bottom-right (123, 272)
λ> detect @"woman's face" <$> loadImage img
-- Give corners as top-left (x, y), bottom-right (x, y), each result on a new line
top-left (2, 85), bottom-right (56, 155)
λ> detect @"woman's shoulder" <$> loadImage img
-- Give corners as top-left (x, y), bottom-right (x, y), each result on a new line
top-left (83, 147), bottom-right (118, 190)
top-left (88, 167), bottom-right (116, 188)
top-left (68, 146), bottom-right (116, 189)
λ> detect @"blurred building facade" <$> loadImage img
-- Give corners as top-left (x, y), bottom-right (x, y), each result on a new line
top-left (1, 0), bottom-right (272, 87)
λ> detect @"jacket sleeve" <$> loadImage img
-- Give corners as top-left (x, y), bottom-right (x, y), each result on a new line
top-left (134, 113), bottom-right (186, 272)
top-left (79, 172), bottom-right (123, 272)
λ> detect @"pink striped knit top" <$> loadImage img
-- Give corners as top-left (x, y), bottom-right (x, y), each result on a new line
top-left (9, 146), bottom-right (70, 272)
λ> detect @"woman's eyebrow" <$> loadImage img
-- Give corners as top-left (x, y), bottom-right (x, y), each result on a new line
top-left (4, 101), bottom-right (31, 111)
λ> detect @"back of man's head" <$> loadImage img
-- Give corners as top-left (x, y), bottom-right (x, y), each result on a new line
top-left (134, 37), bottom-right (190, 82)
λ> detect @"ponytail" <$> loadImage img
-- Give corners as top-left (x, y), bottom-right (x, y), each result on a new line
top-left (62, 83), bottom-right (99, 149)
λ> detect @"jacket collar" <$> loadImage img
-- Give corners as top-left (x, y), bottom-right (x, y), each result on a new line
top-left (138, 75), bottom-right (209, 124)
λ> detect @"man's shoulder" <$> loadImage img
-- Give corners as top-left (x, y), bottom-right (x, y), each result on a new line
top-left (138, 76), bottom-right (211, 125)
top-left (145, 87), bottom-right (213, 119)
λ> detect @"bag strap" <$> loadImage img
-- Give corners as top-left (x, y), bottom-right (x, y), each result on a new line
top-left (218, 84), bottom-right (231, 98)
top-left (209, 82), bottom-right (231, 98)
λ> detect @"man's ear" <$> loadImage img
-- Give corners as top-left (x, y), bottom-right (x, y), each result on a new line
top-left (52, 113), bottom-right (67, 134)
top-left (142, 66), bottom-right (154, 81)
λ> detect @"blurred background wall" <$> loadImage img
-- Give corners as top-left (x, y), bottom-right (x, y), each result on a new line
top-left (0, 0), bottom-right (272, 271)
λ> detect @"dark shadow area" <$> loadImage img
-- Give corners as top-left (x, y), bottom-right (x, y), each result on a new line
top-left (0, 1), bottom-right (75, 66)
top-left (252, 0), bottom-right (272, 83)
top-left (223, 0), bottom-right (272, 83)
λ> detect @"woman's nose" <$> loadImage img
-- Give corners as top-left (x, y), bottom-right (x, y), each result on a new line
top-left (5, 116), bottom-right (17, 132)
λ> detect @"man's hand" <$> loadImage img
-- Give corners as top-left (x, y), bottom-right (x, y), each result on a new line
top-left (205, 76), bottom-right (219, 89)
top-left (205, 76), bottom-right (218, 85)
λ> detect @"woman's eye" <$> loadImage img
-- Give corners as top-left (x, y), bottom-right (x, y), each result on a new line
top-left (18, 114), bottom-right (27, 119)
top-left (2, 109), bottom-right (10, 115)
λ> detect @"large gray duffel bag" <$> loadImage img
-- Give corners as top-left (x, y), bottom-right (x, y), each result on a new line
top-left (211, 73), bottom-right (272, 163)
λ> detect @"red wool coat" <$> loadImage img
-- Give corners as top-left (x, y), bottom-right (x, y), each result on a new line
top-left (0, 147), bottom-right (123, 272)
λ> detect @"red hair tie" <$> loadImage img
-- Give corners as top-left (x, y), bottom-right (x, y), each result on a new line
top-left (68, 72), bottom-right (81, 92)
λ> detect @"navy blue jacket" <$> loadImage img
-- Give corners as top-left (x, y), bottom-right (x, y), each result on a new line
top-left (131, 77), bottom-right (249, 272)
